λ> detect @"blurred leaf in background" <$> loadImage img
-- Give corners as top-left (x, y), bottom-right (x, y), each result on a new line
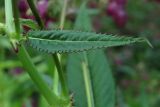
top-left (67, 3), bottom-right (115, 107)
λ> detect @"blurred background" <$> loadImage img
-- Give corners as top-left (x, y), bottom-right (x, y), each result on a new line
top-left (0, 0), bottom-right (159, 107)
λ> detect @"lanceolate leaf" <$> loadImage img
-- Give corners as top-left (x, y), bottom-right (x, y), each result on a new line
top-left (27, 2), bottom-right (146, 54)
top-left (67, 50), bottom-right (115, 107)
top-left (27, 30), bottom-right (145, 54)
top-left (67, 2), bottom-right (115, 107)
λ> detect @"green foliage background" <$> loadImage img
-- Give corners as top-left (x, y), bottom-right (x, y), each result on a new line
top-left (0, 0), bottom-right (160, 107)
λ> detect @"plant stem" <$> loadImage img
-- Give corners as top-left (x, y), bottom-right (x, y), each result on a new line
top-left (26, 0), bottom-right (70, 99)
top-left (8, 0), bottom-right (60, 106)
top-left (53, 66), bottom-right (59, 95)
top-left (12, 0), bottom-right (20, 37)
top-left (52, 0), bottom-right (69, 95)
top-left (82, 53), bottom-right (95, 107)
top-left (5, 0), bottom-right (15, 33)
top-left (26, 0), bottom-right (44, 29)
top-left (53, 54), bottom-right (69, 97)
top-left (17, 45), bottom-right (60, 106)
top-left (60, 0), bottom-right (68, 29)
top-left (54, 0), bottom-right (69, 96)
top-left (27, 0), bottom-right (58, 94)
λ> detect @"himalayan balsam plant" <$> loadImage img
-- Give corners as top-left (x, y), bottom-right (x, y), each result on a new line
top-left (0, 0), bottom-right (150, 107)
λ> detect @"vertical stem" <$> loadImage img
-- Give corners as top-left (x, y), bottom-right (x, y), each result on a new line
top-left (53, 67), bottom-right (59, 95)
top-left (82, 53), bottom-right (95, 107)
top-left (53, 0), bottom-right (69, 95)
top-left (27, 0), bottom-right (58, 93)
top-left (7, 0), bottom-right (60, 106)
top-left (26, 0), bottom-right (70, 99)
top-left (60, 0), bottom-right (68, 29)
top-left (26, 0), bottom-right (44, 29)
top-left (5, 0), bottom-right (15, 33)
top-left (53, 54), bottom-right (69, 97)
top-left (17, 45), bottom-right (60, 106)
top-left (12, 0), bottom-right (20, 37)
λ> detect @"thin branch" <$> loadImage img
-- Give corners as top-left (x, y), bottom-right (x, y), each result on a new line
top-left (26, 0), bottom-right (44, 29)
top-left (60, 0), bottom-right (68, 29)
top-left (26, 0), bottom-right (70, 99)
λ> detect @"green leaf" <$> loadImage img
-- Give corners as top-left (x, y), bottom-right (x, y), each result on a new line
top-left (20, 18), bottom-right (39, 30)
top-left (27, 30), bottom-right (145, 54)
top-left (74, 3), bottom-right (92, 31)
top-left (67, 2), bottom-right (115, 107)
top-left (27, 3), bottom-right (146, 54)
top-left (67, 50), bottom-right (115, 107)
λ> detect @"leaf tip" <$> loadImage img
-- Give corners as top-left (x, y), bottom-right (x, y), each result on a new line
top-left (143, 38), bottom-right (153, 48)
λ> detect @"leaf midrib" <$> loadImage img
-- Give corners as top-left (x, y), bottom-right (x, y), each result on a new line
top-left (28, 36), bottom-right (140, 42)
